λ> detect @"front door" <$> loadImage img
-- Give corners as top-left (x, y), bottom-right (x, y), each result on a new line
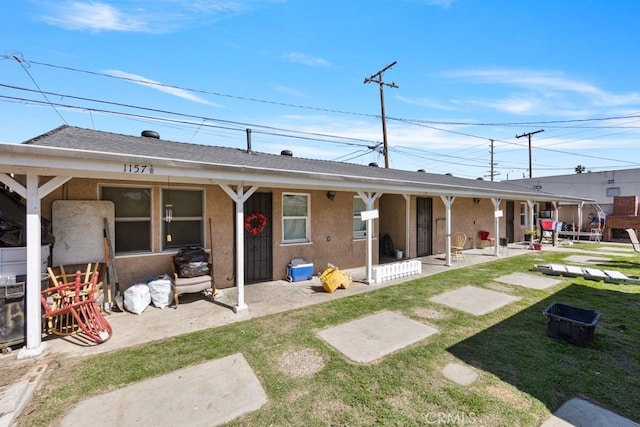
top-left (417, 197), bottom-right (433, 256)
top-left (506, 201), bottom-right (515, 244)
top-left (242, 192), bottom-right (272, 284)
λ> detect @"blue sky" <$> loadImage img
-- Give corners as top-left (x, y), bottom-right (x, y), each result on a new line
top-left (2, 0), bottom-right (640, 180)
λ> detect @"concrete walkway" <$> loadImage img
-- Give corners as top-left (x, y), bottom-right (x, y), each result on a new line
top-left (2, 242), bottom-right (636, 426)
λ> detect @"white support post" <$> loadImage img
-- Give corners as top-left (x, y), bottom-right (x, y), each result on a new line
top-left (220, 183), bottom-right (258, 312)
top-left (440, 196), bottom-right (455, 266)
top-left (527, 200), bottom-right (536, 250)
top-left (357, 191), bottom-right (380, 284)
top-left (403, 194), bottom-right (410, 259)
top-left (552, 201), bottom-right (560, 245)
top-left (492, 197), bottom-right (501, 257)
top-left (20, 175), bottom-right (46, 358)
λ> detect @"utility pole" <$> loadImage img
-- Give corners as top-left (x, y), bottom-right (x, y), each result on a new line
top-left (487, 139), bottom-right (499, 182)
top-left (516, 129), bottom-right (544, 178)
top-left (364, 61), bottom-right (398, 168)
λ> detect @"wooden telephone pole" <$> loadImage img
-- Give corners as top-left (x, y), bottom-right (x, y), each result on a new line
top-left (364, 61), bottom-right (398, 168)
top-left (516, 129), bottom-right (544, 178)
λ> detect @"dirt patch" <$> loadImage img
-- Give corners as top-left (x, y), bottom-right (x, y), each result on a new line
top-left (0, 354), bottom-right (43, 387)
top-left (278, 348), bottom-right (324, 377)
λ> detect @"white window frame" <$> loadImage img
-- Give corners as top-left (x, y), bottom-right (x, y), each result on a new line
top-left (353, 196), bottom-right (367, 240)
top-left (161, 187), bottom-right (205, 250)
top-left (282, 192), bottom-right (310, 244)
top-left (520, 202), bottom-right (527, 226)
top-left (100, 185), bottom-right (153, 254)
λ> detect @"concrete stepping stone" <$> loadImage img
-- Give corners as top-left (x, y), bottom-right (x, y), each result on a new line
top-left (540, 397), bottom-right (638, 427)
top-left (60, 353), bottom-right (267, 427)
top-left (317, 311), bottom-right (438, 363)
top-left (442, 362), bottom-right (478, 386)
top-left (429, 286), bottom-right (520, 316)
top-left (495, 272), bottom-right (561, 290)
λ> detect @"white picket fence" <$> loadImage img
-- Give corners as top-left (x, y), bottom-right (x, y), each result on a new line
top-left (372, 260), bottom-right (422, 284)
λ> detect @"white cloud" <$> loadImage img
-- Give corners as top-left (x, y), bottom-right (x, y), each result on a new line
top-left (104, 70), bottom-right (217, 106)
top-left (444, 68), bottom-right (640, 109)
top-left (283, 52), bottom-right (331, 67)
top-left (37, 0), bottom-right (246, 33)
top-left (39, 1), bottom-right (149, 32)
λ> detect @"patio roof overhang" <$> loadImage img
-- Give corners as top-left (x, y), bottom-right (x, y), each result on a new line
top-left (0, 142), bottom-right (590, 204)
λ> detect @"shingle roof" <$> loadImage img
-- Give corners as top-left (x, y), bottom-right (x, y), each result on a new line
top-left (23, 125), bottom-right (543, 196)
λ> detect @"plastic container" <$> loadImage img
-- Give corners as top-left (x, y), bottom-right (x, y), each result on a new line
top-left (319, 265), bottom-right (352, 293)
top-left (543, 302), bottom-right (600, 347)
top-left (0, 276), bottom-right (26, 350)
top-left (287, 263), bottom-right (314, 282)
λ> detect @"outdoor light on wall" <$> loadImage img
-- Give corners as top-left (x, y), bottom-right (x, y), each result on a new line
top-left (326, 191), bottom-right (336, 201)
top-left (473, 198), bottom-right (481, 204)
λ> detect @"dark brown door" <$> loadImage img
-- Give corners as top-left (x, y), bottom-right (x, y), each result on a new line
top-left (242, 192), bottom-right (272, 284)
top-left (506, 201), bottom-right (515, 244)
top-left (417, 197), bottom-right (433, 256)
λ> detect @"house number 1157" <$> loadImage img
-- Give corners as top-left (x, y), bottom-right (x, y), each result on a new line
top-left (123, 164), bottom-right (153, 174)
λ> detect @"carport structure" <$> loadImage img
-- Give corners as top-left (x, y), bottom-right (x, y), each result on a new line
top-left (0, 125), bottom-right (588, 357)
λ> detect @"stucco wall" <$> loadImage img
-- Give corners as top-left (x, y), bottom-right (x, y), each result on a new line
top-left (41, 178), bottom-right (236, 290)
top-left (271, 190), bottom-right (376, 279)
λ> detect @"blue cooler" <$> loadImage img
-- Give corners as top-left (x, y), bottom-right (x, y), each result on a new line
top-left (287, 259), bottom-right (314, 282)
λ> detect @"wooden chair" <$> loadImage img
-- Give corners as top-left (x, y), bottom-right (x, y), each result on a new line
top-left (45, 263), bottom-right (103, 336)
top-left (451, 232), bottom-right (467, 261)
top-left (41, 269), bottom-right (112, 343)
top-left (479, 230), bottom-right (495, 248)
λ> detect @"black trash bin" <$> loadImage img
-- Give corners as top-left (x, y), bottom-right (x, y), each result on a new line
top-left (0, 277), bottom-right (26, 352)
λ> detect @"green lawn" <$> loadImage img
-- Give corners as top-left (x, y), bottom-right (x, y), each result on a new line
top-left (21, 248), bottom-right (640, 426)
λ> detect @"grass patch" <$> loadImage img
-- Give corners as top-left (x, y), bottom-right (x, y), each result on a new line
top-left (20, 250), bottom-right (640, 426)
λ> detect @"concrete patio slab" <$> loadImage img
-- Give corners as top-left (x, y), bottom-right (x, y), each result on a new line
top-left (564, 255), bottom-right (612, 264)
top-left (442, 362), bottom-right (478, 386)
top-left (540, 397), bottom-right (638, 427)
top-left (429, 286), bottom-right (520, 315)
top-left (494, 272), bottom-right (562, 290)
top-left (317, 311), bottom-right (438, 363)
top-left (60, 353), bottom-right (267, 427)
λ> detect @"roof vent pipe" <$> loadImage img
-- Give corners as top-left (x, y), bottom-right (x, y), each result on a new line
top-left (141, 130), bottom-right (160, 139)
top-left (417, 169), bottom-right (426, 172)
top-left (368, 162), bottom-right (378, 167)
top-left (246, 128), bottom-right (252, 153)
top-left (281, 150), bottom-right (293, 156)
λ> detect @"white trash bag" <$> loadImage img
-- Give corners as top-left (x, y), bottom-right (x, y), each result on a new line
top-left (124, 283), bottom-right (151, 315)
top-left (148, 274), bottom-right (173, 309)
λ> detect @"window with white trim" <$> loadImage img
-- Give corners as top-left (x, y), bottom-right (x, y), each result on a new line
top-left (101, 186), bottom-right (152, 254)
top-left (282, 193), bottom-right (309, 243)
top-left (520, 202), bottom-right (527, 226)
top-left (162, 188), bottom-right (204, 249)
top-left (353, 197), bottom-right (366, 239)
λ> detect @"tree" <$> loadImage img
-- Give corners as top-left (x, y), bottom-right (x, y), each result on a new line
top-left (575, 165), bottom-right (586, 174)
